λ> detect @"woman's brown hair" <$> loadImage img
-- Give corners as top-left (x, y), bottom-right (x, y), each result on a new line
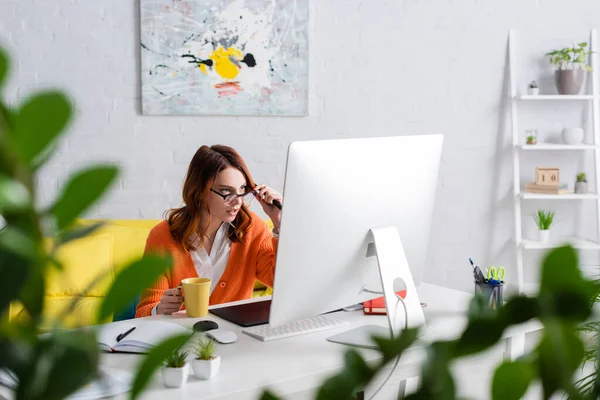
top-left (167, 145), bottom-right (256, 252)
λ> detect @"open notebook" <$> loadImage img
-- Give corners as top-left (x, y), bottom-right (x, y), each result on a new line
top-left (98, 320), bottom-right (191, 353)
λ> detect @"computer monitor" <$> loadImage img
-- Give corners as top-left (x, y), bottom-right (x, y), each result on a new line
top-left (269, 135), bottom-right (443, 339)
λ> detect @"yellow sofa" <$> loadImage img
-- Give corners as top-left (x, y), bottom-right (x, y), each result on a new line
top-left (8, 219), bottom-right (272, 329)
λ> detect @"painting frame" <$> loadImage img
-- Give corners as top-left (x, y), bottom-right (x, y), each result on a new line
top-left (140, 0), bottom-right (309, 116)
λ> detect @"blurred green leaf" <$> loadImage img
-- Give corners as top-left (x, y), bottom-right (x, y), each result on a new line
top-left (406, 341), bottom-right (456, 400)
top-left (50, 165), bottom-right (118, 231)
top-left (537, 320), bottom-right (584, 399)
top-left (0, 251), bottom-right (31, 317)
top-left (0, 226), bottom-right (36, 260)
top-left (414, 341), bottom-right (456, 399)
top-left (499, 296), bottom-right (539, 325)
top-left (0, 175), bottom-right (31, 212)
top-left (372, 327), bottom-right (419, 364)
top-left (16, 330), bottom-right (98, 400)
top-left (316, 350), bottom-right (374, 400)
top-left (454, 318), bottom-right (506, 358)
top-left (18, 262), bottom-right (45, 322)
top-left (0, 48), bottom-right (7, 89)
top-left (0, 338), bottom-right (32, 374)
top-left (98, 254), bottom-right (172, 322)
top-left (13, 91), bottom-right (72, 165)
top-left (130, 334), bottom-right (191, 400)
top-left (259, 391), bottom-right (283, 400)
top-left (53, 221), bottom-right (105, 249)
top-left (539, 246), bottom-right (594, 322)
top-left (492, 360), bottom-right (535, 400)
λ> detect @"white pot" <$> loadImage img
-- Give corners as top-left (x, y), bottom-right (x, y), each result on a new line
top-left (538, 229), bottom-right (550, 242)
top-left (575, 181), bottom-right (588, 194)
top-left (527, 87), bottom-right (539, 95)
top-left (561, 127), bottom-right (584, 145)
top-left (161, 363), bottom-right (190, 388)
top-left (192, 356), bottom-right (221, 380)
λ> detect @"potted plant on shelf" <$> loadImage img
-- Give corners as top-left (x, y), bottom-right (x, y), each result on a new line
top-left (534, 209), bottom-right (555, 242)
top-left (162, 349), bottom-right (190, 388)
top-left (526, 134), bottom-right (537, 145)
top-left (527, 80), bottom-right (539, 95)
top-left (192, 337), bottom-right (221, 380)
top-left (575, 172), bottom-right (588, 194)
top-left (546, 42), bottom-right (593, 95)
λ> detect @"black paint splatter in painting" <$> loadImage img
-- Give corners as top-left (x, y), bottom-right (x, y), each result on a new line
top-left (181, 54), bottom-right (213, 67)
top-left (181, 34), bottom-right (197, 46)
top-left (152, 86), bottom-right (168, 96)
top-left (241, 53), bottom-right (256, 67)
top-left (141, 43), bottom-right (173, 58)
top-left (150, 64), bottom-right (175, 75)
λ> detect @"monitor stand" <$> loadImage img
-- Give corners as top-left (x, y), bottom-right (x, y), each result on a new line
top-left (327, 226), bottom-right (426, 348)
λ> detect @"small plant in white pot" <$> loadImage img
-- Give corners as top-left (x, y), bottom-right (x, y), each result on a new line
top-left (162, 349), bottom-right (190, 388)
top-left (533, 209), bottom-right (555, 242)
top-left (192, 336), bottom-right (220, 380)
top-left (546, 42), bottom-right (592, 95)
top-left (575, 172), bottom-right (588, 194)
top-left (527, 80), bottom-right (539, 95)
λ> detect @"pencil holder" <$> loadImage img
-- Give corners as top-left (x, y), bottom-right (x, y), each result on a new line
top-left (474, 281), bottom-right (504, 309)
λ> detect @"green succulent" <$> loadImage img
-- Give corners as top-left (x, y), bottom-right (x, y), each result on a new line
top-left (534, 209), bottom-right (555, 230)
top-left (165, 350), bottom-right (188, 368)
top-left (194, 336), bottom-right (216, 360)
top-left (577, 172), bottom-right (587, 183)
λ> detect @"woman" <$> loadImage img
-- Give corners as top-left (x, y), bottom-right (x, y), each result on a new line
top-left (135, 145), bottom-right (282, 317)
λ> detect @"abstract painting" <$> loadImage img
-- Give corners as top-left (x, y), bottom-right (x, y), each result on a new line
top-left (140, 0), bottom-right (308, 116)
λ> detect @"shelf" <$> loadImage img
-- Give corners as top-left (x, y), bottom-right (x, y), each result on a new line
top-left (516, 95), bottom-right (598, 100)
top-left (520, 192), bottom-right (598, 200)
top-left (518, 144), bottom-right (599, 150)
top-left (520, 236), bottom-right (600, 250)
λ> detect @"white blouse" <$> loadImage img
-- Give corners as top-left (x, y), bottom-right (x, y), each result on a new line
top-left (151, 223), bottom-right (232, 316)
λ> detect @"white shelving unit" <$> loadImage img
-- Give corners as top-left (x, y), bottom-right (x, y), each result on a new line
top-left (509, 29), bottom-right (600, 294)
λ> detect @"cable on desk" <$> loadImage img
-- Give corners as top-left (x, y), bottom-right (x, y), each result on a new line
top-left (367, 293), bottom-right (409, 400)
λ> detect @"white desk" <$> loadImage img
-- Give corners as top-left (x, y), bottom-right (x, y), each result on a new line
top-left (93, 283), bottom-right (541, 400)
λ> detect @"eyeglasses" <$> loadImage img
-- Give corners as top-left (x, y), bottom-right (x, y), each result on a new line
top-left (210, 188), bottom-right (256, 206)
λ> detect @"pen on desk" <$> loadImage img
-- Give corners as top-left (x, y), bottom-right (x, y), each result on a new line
top-left (116, 327), bottom-right (136, 342)
top-left (469, 258), bottom-right (486, 283)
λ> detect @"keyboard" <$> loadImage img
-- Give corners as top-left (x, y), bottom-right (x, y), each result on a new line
top-left (242, 315), bottom-right (350, 342)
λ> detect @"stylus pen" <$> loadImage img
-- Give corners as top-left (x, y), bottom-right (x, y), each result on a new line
top-left (254, 185), bottom-right (282, 210)
top-left (116, 327), bottom-right (136, 342)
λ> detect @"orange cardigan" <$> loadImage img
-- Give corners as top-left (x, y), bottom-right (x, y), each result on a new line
top-left (136, 212), bottom-right (278, 317)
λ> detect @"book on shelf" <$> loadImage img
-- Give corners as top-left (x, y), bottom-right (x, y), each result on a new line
top-left (97, 320), bottom-right (191, 353)
top-left (524, 182), bottom-right (569, 194)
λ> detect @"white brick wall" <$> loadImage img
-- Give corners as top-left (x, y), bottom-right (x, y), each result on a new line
top-left (2, 0), bottom-right (600, 291)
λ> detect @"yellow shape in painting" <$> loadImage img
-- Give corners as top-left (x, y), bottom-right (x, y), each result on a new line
top-left (199, 64), bottom-right (208, 74)
top-left (209, 46), bottom-right (243, 80)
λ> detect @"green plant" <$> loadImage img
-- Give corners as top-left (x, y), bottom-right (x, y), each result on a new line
top-left (577, 172), bottom-right (588, 183)
top-left (574, 278), bottom-right (600, 397)
top-left (528, 80), bottom-right (538, 88)
top-left (0, 46), bottom-right (192, 400)
top-left (526, 135), bottom-right (536, 143)
top-left (194, 336), bottom-right (216, 360)
top-left (546, 42), bottom-right (593, 71)
top-left (534, 209), bottom-right (555, 230)
top-left (260, 245), bottom-right (599, 400)
top-left (165, 350), bottom-right (188, 368)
